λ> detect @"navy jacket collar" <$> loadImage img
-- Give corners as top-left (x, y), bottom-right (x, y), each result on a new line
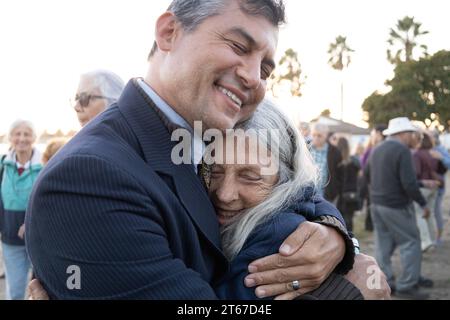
top-left (116, 79), bottom-right (223, 253)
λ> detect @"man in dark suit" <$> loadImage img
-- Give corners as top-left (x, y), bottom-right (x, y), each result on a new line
top-left (25, 0), bottom-right (389, 299)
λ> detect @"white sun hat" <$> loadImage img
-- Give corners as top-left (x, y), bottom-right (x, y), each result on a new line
top-left (383, 117), bottom-right (419, 136)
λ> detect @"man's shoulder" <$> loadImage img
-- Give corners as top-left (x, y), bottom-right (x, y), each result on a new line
top-left (375, 139), bottom-right (408, 155)
top-left (43, 112), bottom-right (145, 181)
top-left (55, 138), bottom-right (129, 169)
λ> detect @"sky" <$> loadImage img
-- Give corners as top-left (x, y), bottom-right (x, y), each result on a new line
top-left (0, 0), bottom-right (449, 136)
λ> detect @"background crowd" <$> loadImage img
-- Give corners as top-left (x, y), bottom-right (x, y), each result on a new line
top-left (0, 65), bottom-right (449, 300)
top-left (300, 116), bottom-right (450, 299)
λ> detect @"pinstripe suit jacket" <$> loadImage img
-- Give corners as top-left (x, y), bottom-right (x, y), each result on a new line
top-left (25, 80), bottom-right (228, 299)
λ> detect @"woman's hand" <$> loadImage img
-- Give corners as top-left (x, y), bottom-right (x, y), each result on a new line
top-left (245, 222), bottom-right (345, 299)
top-left (345, 254), bottom-right (391, 300)
top-left (421, 180), bottom-right (440, 190)
top-left (423, 207), bottom-right (431, 219)
top-left (18, 224), bottom-right (26, 240)
top-left (28, 279), bottom-right (50, 300)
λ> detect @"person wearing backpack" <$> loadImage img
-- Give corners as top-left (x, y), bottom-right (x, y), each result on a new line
top-left (0, 120), bottom-right (42, 300)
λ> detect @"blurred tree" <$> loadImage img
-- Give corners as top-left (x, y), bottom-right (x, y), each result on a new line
top-left (328, 35), bottom-right (354, 120)
top-left (419, 50), bottom-right (450, 128)
top-left (268, 48), bottom-right (305, 98)
top-left (362, 89), bottom-right (423, 126)
top-left (363, 50), bottom-right (450, 129)
top-left (320, 109), bottom-right (332, 117)
top-left (387, 16), bottom-right (429, 65)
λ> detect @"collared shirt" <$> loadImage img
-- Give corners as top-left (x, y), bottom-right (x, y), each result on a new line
top-left (435, 145), bottom-right (450, 170)
top-left (310, 143), bottom-right (329, 196)
top-left (137, 79), bottom-right (204, 173)
top-left (15, 157), bottom-right (31, 171)
top-left (12, 151), bottom-right (32, 175)
top-left (16, 158), bottom-right (30, 176)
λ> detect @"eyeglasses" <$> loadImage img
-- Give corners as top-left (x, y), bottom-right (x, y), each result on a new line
top-left (71, 92), bottom-right (113, 108)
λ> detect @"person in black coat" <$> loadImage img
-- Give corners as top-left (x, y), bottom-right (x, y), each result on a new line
top-left (336, 137), bottom-right (361, 232)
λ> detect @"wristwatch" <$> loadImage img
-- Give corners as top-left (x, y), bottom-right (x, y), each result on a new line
top-left (313, 215), bottom-right (356, 275)
top-left (352, 237), bottom-right (360, 255)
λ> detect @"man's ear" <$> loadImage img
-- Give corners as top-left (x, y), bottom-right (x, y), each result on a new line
top-left (154, 12), bottom-right (180, 53)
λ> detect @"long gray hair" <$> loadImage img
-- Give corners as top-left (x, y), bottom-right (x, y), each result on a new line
top-left (221, 100), bottom-right (318, 260)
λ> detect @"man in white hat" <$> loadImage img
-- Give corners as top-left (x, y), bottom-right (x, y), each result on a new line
top-left (364, 117), bottom-right (431, 300)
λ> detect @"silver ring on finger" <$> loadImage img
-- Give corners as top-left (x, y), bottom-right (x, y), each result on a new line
top-left (292, 280), bottom-right (301, 291)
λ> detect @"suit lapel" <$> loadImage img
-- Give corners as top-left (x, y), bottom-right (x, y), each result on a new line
top-left (117, 79), bottom-right (223, 253)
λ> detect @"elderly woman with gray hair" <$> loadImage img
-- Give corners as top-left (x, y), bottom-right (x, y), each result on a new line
top-left (71, 70), bottom-right (125, 127)
top-left (0, 120), bottom-right (43, 299)
top-left (210, 100), bottom-right (376, 300)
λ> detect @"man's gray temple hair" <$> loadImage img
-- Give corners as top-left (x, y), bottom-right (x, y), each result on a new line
top-left (311, 122), bottom-right (330, 135)
top-left (220, 99), bottom-right (319, 260)
top-left (80, 70), bottom-right (125, 107)
top-left (148, 0), bottom-right (286, 59)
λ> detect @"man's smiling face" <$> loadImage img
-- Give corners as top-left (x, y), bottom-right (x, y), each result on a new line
top-left (159, 0), bottom-right (279, 131)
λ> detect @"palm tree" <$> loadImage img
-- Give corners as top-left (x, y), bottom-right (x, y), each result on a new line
top-left (387, 16), bottom-right (429, 65)
top-left (328, 35), bottom-right (354, 120)
top-left (268, 48), bottom-right (304, 98)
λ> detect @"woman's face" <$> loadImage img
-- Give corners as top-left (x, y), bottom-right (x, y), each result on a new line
top-left (328, 133), bottom-right (338, 147)
top-left (209, 140), bottom-right (278, 225)
top-left (73, 77), bottom-right (108, 127)
top-left (209, 160), bottom-right (279, 225)
top-left (410, 131), bottom-right (423, 149)
top-left (10, 124), bottom-right (35, 154)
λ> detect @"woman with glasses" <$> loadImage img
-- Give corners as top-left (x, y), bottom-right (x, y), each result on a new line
top-left (71, 70), bottom-right (124, 127)
top-left (0, 120), bottom-right (42, 299)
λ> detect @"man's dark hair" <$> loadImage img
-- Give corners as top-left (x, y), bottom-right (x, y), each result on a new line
top-left (148, 0), bottom-right (286, 60)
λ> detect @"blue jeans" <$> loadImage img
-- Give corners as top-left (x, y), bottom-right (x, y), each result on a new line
top-left (2, 242), bottom-right (31, 300)
top-left (371, 203), bottom-right (422, 291)
top-left (434, 188), bottom-right (445, 233)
